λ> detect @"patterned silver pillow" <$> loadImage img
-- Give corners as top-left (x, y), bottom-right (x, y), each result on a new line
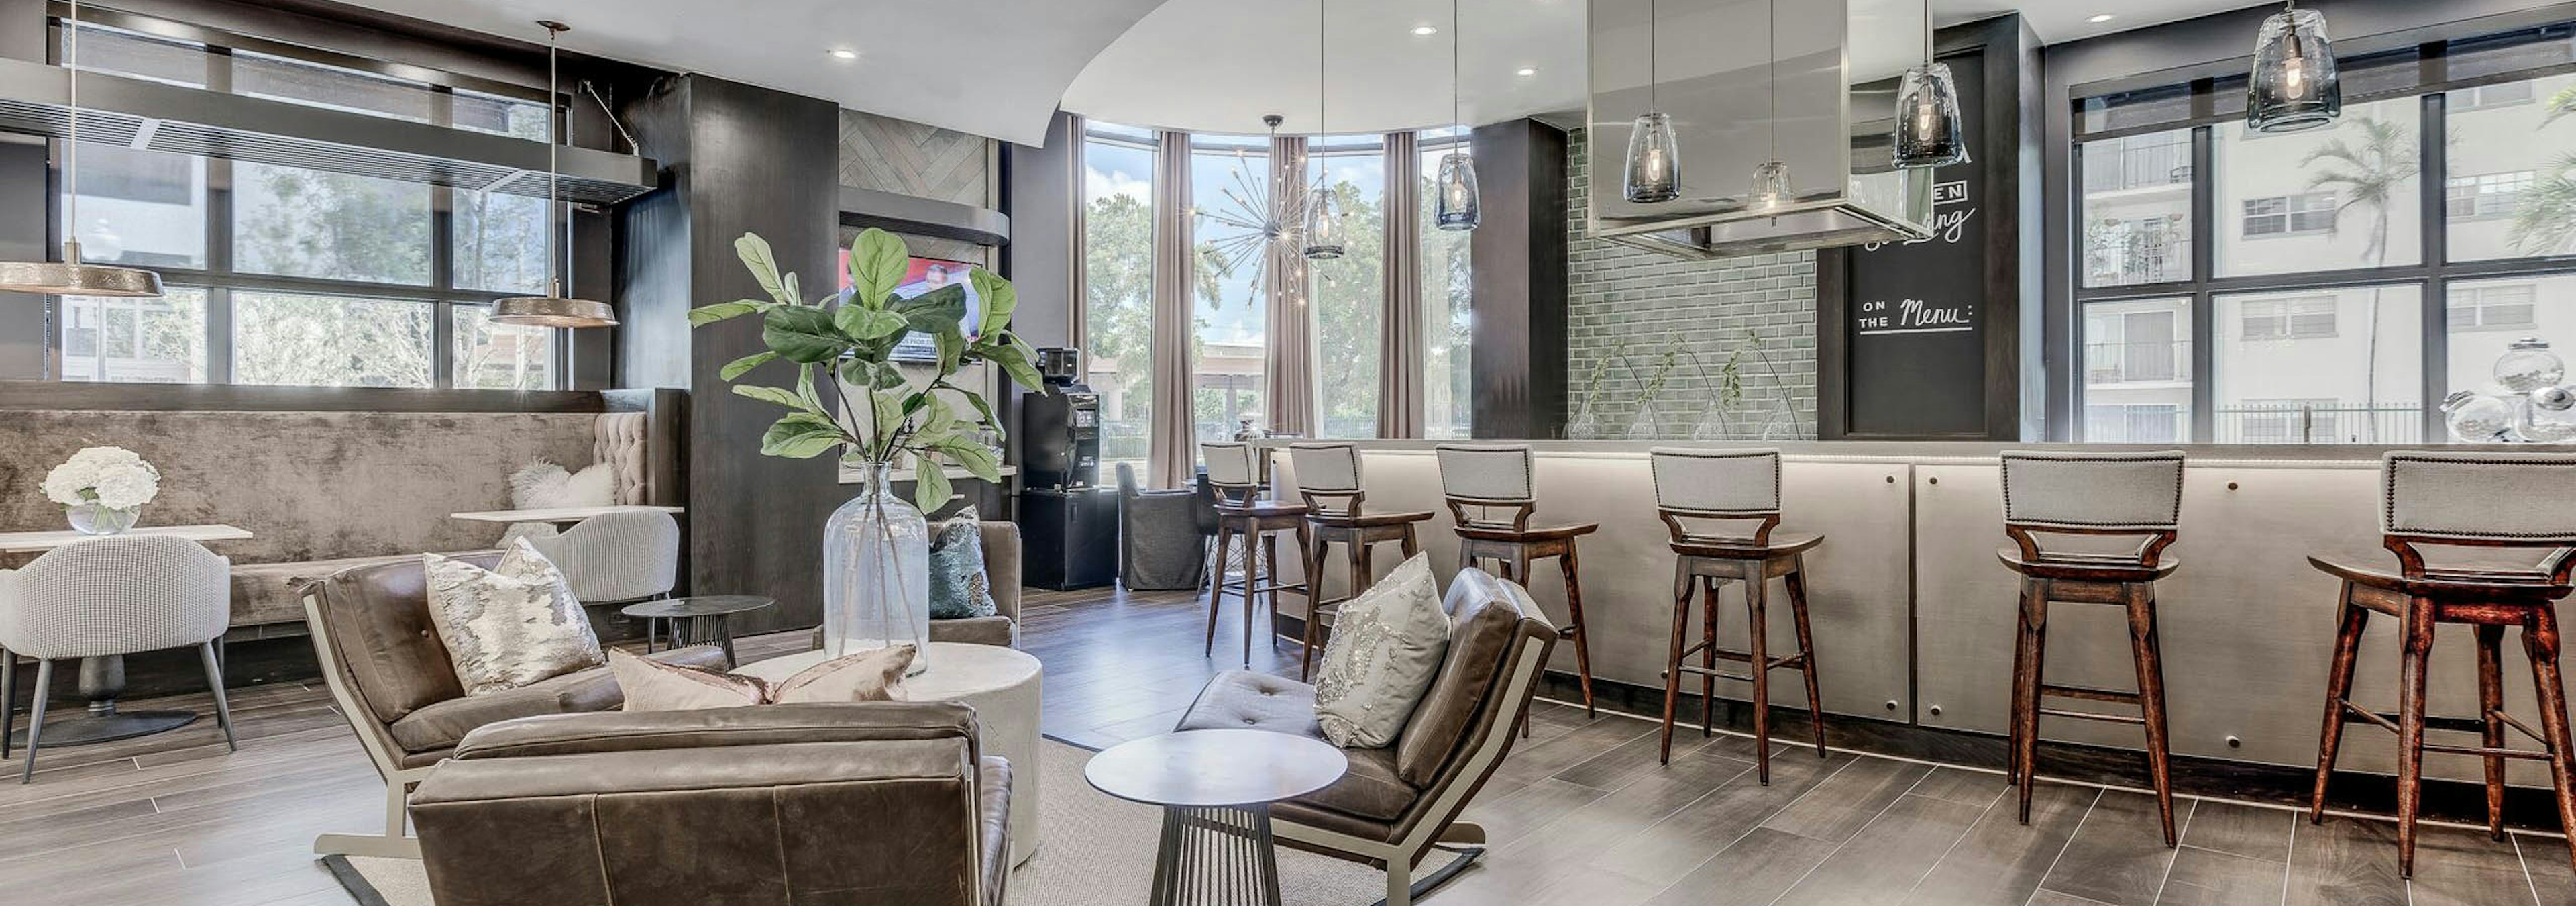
top-left (423, 539), bottom-right (606, 696)
top-left (1312, 554), bottom-right (1452, 748)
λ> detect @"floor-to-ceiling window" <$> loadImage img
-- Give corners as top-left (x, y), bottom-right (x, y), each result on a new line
top-left (2073, 27), bottom-right (2576, 443)
top-left (1189, 133), bottom-right (1269, 441)
top-left (53, 19), bottom-right (560, 389)
top-left (1309, 135), bottom-right (1385, 438)
top-left (1419, 129), bottom-right (1474, 438)
top-left (1079, 121), bottom-right (1159, 473)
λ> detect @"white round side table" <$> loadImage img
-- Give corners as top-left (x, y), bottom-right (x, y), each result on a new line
top-left (738, 640), bottom-right (1043, 864)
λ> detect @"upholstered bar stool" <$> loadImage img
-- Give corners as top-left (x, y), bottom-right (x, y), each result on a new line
top-left (1433, 444), bottom-right (1597, 725)
top-left (1649, 448), bottom-right (1825, 784)
top-left (1203, 442), bottom-right (1314, 666)
top-left (1287, 442), bottom-right (1436, 681)
top-left (1998, 450), bottom-right (2187, 846)
top-left (2308, 451), bottom-right (2576, 878)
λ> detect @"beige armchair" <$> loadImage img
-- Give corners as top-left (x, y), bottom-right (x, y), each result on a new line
top-left (299, 553), bottom-right (724, 858)
top-left (409, 703), bottom-right (1010, 906)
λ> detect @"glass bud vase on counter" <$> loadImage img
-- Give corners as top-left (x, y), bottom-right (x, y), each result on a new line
top-left (821, 462), bottom-right (932, 676)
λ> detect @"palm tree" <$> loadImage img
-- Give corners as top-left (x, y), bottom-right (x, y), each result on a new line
top-left (2300, 115), bottom-right (2418, 439)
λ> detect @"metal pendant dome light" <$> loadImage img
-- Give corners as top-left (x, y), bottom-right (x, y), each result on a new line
top-left (0, 0), bottom-right (164, 298)
top-left (491, 21), bottom-right (618, 328)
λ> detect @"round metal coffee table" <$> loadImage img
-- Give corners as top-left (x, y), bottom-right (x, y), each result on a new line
top-left (1085, 729), bottom-right (1348, 906)
top-left (621, 595), bottom-right (774, 666)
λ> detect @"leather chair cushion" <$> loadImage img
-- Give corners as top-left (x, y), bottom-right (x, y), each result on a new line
top-left (311, 552), bottom-right (502, 725)
top-left (1174, 671), bottom-right (1419, 821)
top-left (1397, 568), bottom-right (1534, 786)
top-left (386, 645), bottom-right (724, 754)
top-left (979, 756), bottom-right (1012, 906)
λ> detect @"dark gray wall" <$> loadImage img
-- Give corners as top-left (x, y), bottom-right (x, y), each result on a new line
top-left (0, 0), bottom-right (48, 379)
top-left (1469, 118), bottom-right (1571, 439)
top-left (1004, 110), bottom-right (1076, 352)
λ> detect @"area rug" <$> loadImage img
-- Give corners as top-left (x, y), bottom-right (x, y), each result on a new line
top-left (327, 737), bottom-right (1470, 906)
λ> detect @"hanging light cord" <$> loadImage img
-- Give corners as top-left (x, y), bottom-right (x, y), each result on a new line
top-left (1923, 0), bottom-right (1933, 68)
top-left (1767, 0), bottom-right (1777, 164)
top-left (1647, 0), bottom-right (1659, 114)
top-left (65, 0), bottom-right (81, 247)
top-left (546, 24), bottom-right (563, 294)
top-left (1450, 0), bottom-right (1460, 135)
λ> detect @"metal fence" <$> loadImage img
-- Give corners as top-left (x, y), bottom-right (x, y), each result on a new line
top-left (2083, 340), bottom-right (2188, 385)
top-left (2211, 403), bottom-right (2423, 444)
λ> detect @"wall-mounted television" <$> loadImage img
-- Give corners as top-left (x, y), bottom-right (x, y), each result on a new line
top-left (837, 251), bottom-right (984, 362)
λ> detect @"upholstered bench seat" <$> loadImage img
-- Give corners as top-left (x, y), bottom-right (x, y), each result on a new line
top-left (1177, 670), bottom-right (1421, 822)
top-left (229, 554), bottom-right (422, 630)
top-left (384, 646), bottom-right (725, 762)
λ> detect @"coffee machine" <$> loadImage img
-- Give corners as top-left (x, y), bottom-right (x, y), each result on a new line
top-left (1017, 348), bottom-right (1116, 589)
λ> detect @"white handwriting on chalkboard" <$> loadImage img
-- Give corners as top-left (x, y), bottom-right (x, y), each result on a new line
top-left (1862, 207), bottom-right (1977, 250)
top-left (1855, 298), bottom-right (1978, 336)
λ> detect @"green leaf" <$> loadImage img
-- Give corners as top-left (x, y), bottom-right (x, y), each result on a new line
top-left (894, 283), bottom-right (970, 336)
top-left (911, 463), bottom-right (953, 514)
top-left (734, 233), bottom-right (792, 305)
top-left (688, 300), bottom-right (768, 327)
top-left (762, 305), bottom-right (847, 364)
top-left (851, 228), bottom-right (909, 309)
top-left (934, 330), bottom-right (967, 375)
top-left (837, 304), bottom-right (910, 340)
top-left (730, 383), bottom-right (806, 410)
top-left (782, 272), bottom-right (805, 307)
top-left (718, 350), bottom-right (778, 380)
top-left (760, 413), bottom-right (844, 459)
top-left (969, 268), bottom-right (1017, 336)
top-left (960, 391), bottom-right (1005, 438)
top-left (984, 336), bottom-right (1046, 391)
top-left (918, 392), bottom-right (957, 435)
top-left (871, 389), bottom-right (908, 442)
top-left (928, 435), bottom-right (1002, 482)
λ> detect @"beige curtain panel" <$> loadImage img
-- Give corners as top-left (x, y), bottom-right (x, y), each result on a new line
top-left (1065, 114), bottom-right (1088, 352)
top-left (1377, 131), bottom-right (1426, 439)
top-left (1263, 134), bottom-right (1319, 438)
top-left (1146, 129), bottom-right (1199, 489)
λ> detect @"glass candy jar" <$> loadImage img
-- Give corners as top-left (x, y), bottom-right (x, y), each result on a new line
top-left (2442, 391), bottom-right (2516, 444)
top-left (2520, 385), bottom-right (2576, 444)
top-left (2495, 338), bottom-right (2566, 393)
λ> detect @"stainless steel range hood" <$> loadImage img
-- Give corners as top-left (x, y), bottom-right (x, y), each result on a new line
top-left (1587, 0), bottom-right (1932, 258)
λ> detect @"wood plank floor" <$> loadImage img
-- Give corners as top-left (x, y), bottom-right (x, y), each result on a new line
top-left (0, 584), bottom-right (2565, 905)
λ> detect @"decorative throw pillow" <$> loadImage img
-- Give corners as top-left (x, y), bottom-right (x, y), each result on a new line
top-left (1311, 554), bottom-right (1452, 748)
top-left (928, 507), bottom-right (998, 620)
top-left (501, 460), bottom-right (616, 544)
top-left (609, 646), bottom-right (913, 711)
top-left (423, 540), bottom-right (607, 695)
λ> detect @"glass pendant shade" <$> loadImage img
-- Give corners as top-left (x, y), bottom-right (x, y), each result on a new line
top-left (1624, 111), bottom-right (1682, 203)
top-left (1892, 62), bottom-right (1970, 168)
top-left (493, 278), bottom-right (619, 327)
top-left (2247, 5), bottom-right (2340, 134)
top-left (1302, 186), bottom-right (1345, 260)
top-left (1434, 150), bottom-right (1481, 230)
top-left (1748, 160), bottom-right (1794, 211)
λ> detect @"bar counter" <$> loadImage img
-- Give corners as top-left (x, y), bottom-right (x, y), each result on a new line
top-left (1253, 440), bottom-right (2563, 790)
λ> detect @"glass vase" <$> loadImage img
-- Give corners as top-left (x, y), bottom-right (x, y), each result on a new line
top-left (822, 462), bottom-right (932, 676)
top-left (66, 502), bottom-right (139, 535)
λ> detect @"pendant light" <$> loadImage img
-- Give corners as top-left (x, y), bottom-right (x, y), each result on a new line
top-left (1301, 0), bottom-right (1346, 260)
top-left (492, 21), bottom-right (618, 328)
top-left (0, 0), bottom-right (163, 298)
top-left (1622, 0), bottom-right (1681, 204)
top-left (1891, 0), bottom-right (1969, 169)
top-left (1747, 0), bottom-right (1791, 211)
top-left (2247, 1), bottom-right (2340, 134)
top-left (1432, 0), bottom-right (1480, 231)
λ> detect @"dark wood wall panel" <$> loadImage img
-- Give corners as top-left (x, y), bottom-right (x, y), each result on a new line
top-left (1469, 119), bottom-right (1570, 440)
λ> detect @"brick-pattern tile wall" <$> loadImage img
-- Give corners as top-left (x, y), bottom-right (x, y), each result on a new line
top-left (1566, 131), bottom-right (1817, 440)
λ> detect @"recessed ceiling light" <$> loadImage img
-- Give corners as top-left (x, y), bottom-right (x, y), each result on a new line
top-left (1411, 24), bottom-right (1438, 36)
top-left (2087, 13), bottom-right (2115, 23)
top-left (828, 48), bottom-right (859, 60)
top-left (1515, 66), bottom-right (1538, 77)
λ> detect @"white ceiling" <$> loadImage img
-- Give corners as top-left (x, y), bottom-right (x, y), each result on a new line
top-left (325, 0), bottom-right (2287, 144)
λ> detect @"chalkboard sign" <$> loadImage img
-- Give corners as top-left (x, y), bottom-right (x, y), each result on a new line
top-left (1842, 49), bottom-right (1993, 438)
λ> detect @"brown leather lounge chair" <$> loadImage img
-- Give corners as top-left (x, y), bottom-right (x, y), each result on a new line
top-left (407, 703), bottom-right (1011, 906)
top-left (1172, 566), bottom-right (1559, 906)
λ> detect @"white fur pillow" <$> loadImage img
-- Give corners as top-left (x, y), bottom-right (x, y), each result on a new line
top-left (1311, 554), bottom-right (1452, 748)
top-left (502, 460), bottom-right (615, 544)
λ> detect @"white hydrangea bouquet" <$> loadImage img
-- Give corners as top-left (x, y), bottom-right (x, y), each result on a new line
top-left (42, 446), bottom-right (160, 535)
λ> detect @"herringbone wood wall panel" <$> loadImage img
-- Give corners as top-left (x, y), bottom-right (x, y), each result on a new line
top-left (839, 109), bottom-right (992, 207)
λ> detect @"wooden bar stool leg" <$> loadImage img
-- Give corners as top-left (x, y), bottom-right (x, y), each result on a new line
top-left (2008, 578), bottom-right (2037, 787)
top-left (1746, 568), bottom-right (1772, 785)
top-left (1206, 525), bottom-right (1236, 657)
top-left (2310, 583), bottom-right (2369, 823)
top-left (1659, 561), bottom-right (1693, 765)
top-left (2395, 596), bottom-right (2436, 878)
top-left (1399, 525), bottom-right (1419, 558)
top-left (1301, 532), bottom-right (1330, 681)
top-left (1785, 562), bottom-right (1826, 757)
top-left (2475, 623), bottom-right (2510, 840)
top-left (2125, 584), bottom-right (2177, 848)
top-left (2015, 585), bottom-right (2050, 825)
top-left (2523, 607), bottom-right (2576, 874)
top-left (1560, 544), bottom-right (1594, 719)
top-left (1699, 576), bottom-right (1720, 736)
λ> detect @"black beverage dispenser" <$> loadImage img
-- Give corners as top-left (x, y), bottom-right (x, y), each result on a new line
top-left (1020, 348), bottom-right (1099, 490)
top-left (1016, 348), bottom-right (1116, 589)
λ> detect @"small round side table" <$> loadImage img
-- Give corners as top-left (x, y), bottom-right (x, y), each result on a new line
top-left (1085, 729), bottom-right (1348, 906)
top-left (620, 595), bottom-right (774, 666)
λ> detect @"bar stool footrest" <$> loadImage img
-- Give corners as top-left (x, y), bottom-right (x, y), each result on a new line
top-left (2037, 706), bottom-right (2146, 725)
top-left (1702, 647), bottom-right (1812, 671)
top-left (2419, 741), bottom-right (2558, 760)
top-left (2038, 683), bottom-right (2141, 705)
top-left (2345, 703), bottom-right (2532, 739)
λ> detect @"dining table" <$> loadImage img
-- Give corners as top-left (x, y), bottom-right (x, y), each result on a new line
top-left (446, 505), bottom-right (685, 526)
top-left (0, 524), bottom-right (254, 747)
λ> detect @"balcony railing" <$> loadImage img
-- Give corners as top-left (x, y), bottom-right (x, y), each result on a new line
top-left (2084, 340), bottom-right (2188, 385)
top-left (2084, 140), bottom-right (2192, 193)
top-left (2212, 403), bottom-right (2423, 444)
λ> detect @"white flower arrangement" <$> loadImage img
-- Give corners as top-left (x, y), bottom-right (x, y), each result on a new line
top-left (42, 446), bottom-right (161, 511)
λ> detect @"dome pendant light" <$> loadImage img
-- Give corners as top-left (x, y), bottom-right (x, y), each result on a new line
top-left (0, 0), bottom-right (164, 298)
top-left (1622, 0), bottom-right (1681, 204)
top-left (1747, 0), bottom-right (1792, 211)
top-left (492, 21), bottom-right (618, 328)
top-left (1302, 0), bottom-right (1346, 260)
top-left (1432, 0), bottom-right (1480, 231)
top-left (1891, 0), bottom-right (1969, 169)
top-left (2247, 0), bottom-right (2340, 133)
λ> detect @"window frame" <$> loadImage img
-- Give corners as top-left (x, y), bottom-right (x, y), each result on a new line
top-left (44, 16), bottom-right (565, 390)
top-left (2070, 45), bottom-right (2576, 444)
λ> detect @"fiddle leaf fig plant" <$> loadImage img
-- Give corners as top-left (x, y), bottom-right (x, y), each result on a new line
top-left (690, 226), bottom-right (1048, 511)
